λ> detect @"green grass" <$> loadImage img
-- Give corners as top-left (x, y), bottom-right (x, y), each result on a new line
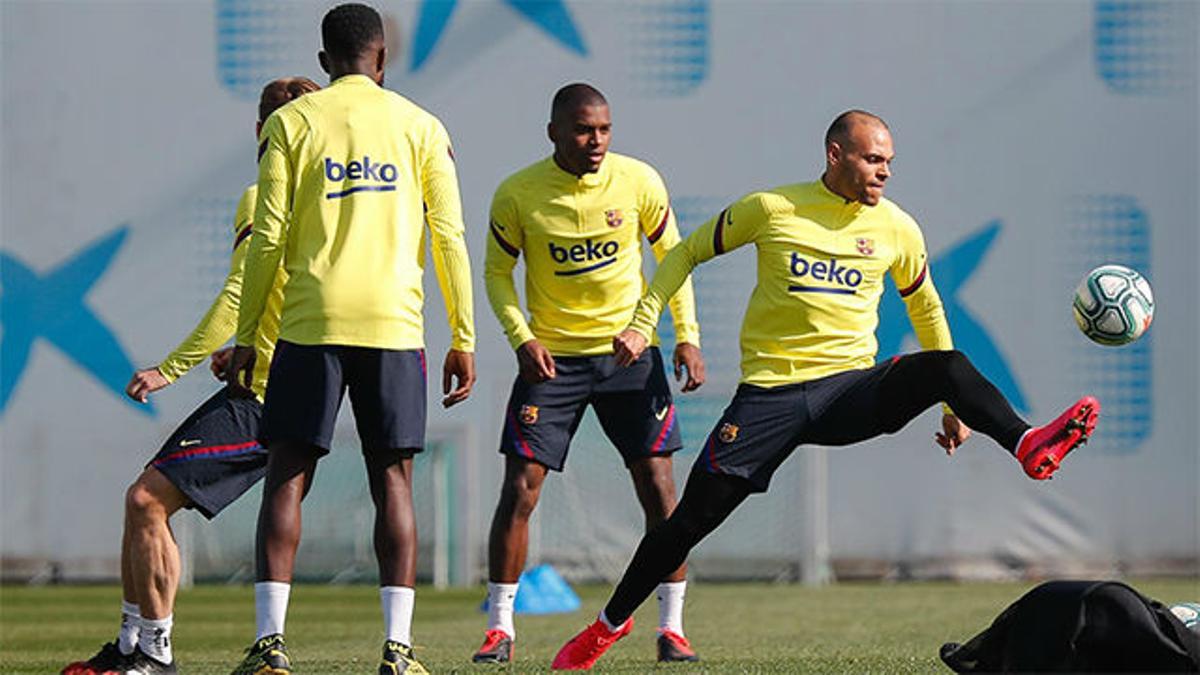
top-left (2, 579), bottom-right (1197, 673)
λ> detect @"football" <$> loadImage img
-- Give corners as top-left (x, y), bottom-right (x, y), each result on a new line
top-left (1072, 264), bottom-right (1155, 346)
top-left (1170, 603), bottom-right (1200, 631)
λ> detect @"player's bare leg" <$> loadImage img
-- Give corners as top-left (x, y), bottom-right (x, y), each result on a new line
top-left (474, 456), bottom-right (549, 663)
top-left (254, 444), bottom-right (319, 583)
top-left (125, 468), bottom-right (189, 620)
top-left (630, 456), bottom-right (696, 662)
top-left (365, 451), bottom-right (426, 674)
top-left (488, 456), bottom-right (550, 583)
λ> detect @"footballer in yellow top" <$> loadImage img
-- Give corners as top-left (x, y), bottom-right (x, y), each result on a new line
top-left (64, 77), bottom-right (317, 675)
top-left (227, 5), bottom-right (473, 674)
top-left (475, 84), bottom-right (704, 666)
top-left (553, 110), bottom-right (1102, 670)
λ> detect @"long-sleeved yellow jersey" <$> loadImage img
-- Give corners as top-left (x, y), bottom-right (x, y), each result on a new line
top-left (159, 185), bottom-right (284, 400)
top-left (485, 153), bottom-right (699, 356)
top-left (628, 180), bottom-right (952, 387)
top-left (237, 74), bottom-right (474, 352)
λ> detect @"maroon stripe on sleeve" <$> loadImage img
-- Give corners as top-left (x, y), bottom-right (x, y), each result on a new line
top-left (646, 206), bottom-right (670, 244)
top-left (898, 263), bottom-right (928, 297)
top-left (713, 208), bottom-right (729, 255)
top-left (490, 222), bottom-right (520, 258)
top-left (233, 225), bottom-right (253, 250)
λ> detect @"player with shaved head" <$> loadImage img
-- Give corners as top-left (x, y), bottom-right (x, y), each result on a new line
top-left (60, 76), bottom-right (319, 675)
top-left (551, 111), bottom-right (1101, 670)
top-left (476, 82), bottom-right (705, 665)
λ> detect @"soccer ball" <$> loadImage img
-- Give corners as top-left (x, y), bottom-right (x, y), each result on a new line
top-left (1170, 603), bottom-right (1200, 631)
top-left (1072, 264), bottom-right (1154, 346)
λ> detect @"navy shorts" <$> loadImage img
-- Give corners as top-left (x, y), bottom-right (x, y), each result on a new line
top-left (694, 358), bottom-right (903, 492)
top-left (499, 347), bottom-right (682, 471)
top-left (262, 340), bottom-right (427, 454)
top-left (148, 389), bottom-right (267, 519)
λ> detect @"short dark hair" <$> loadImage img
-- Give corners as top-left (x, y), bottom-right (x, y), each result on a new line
top-left (551, 83), bottom-right (608, 123)
top-left (321, 3), bottom-right (384, 61)
top-left (825, 110), bottom-right (888, 147)
top-left (259, 77), bottom-right (321, 122)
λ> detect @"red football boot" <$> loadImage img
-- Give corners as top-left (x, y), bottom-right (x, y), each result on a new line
top-left (656, 629), bottom-right (699, 662)
top-left (551, 617), bottom-right (633, 670)
top-left (1015, 396), bottom-right (1100, 479)
top-left (472, 629), bottom-right (514, 664)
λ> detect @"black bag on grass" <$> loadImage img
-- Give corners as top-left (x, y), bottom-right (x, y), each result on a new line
top-left (940, 580), bottom-right (1200, 672)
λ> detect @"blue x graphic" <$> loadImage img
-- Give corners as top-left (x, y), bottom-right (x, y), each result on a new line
top-left (411, 0), bottom-right (587, 71)
top-left (877, 220), bottom-right (1028, 413)
top-left (0, 226), bottom-right (152, 417)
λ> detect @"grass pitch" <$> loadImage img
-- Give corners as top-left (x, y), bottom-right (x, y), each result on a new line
top-left (3, 579), bottom-right (1197, 673)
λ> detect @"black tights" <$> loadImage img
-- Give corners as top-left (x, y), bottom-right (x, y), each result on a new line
top-left (602, 350), bottom-right (1030, 625)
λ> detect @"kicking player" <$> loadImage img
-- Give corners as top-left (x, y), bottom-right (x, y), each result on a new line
top-left (551, 110), bottom-right (1101, 669)
top-left (61, 78), bottom-right (319, 675)
top-left (474, 83), bottom-right (705, 665)
top-left (226, 4), bottom-right (474, 674)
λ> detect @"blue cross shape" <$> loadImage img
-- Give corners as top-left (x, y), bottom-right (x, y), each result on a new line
top-left (0, 226), bottom-right (153, 417)
top-left (877, 220), bottom-right (1028, 413)
top-left (411, 0), bottom-right (587, 71)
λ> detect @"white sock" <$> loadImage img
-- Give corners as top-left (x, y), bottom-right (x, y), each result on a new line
top-left (598, 610), bottom-right (627, 633)
top-left (255, 581), bottom-right (291, 639)
top-left (486, 582), bottom-right (519, 638)
top-left (118, 600), bottom-right (141, 655)
top-left (138, 615), bottom-right (173, 664)
top-left (381, 586), bottom-right (415, 645)
top-left (656, 581), bottom-right (687, 636)
top-left (1015, 427), bottom-right (1035, 456)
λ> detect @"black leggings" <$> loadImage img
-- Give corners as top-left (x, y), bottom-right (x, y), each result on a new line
top-left (602, 349), bottom-right (1029, 625)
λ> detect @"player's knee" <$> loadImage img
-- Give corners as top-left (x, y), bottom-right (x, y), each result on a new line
top-left (124, 480), bottom-right (164, 521)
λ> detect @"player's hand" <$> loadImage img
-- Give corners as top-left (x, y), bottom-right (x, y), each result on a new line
top-left (442, 349), bottom-right (475, 408)
top-left (125, 367), bottom-right (170, 403)
top-left (613, 329), bottom-right (648, 367)
top-left (224, 345), bottom-right (257, 398)
top-left (516, 340), bottom-right (556, 384)
top-left (673, 342), bottom-right (706, 392)
top-left (210, 347), bottom-right (234, 381)
top-left (936, 413), bottom-right (972, 456)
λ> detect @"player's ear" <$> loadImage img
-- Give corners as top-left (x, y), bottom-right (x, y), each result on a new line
top-left (547, 121), bottom-right (557, 145)
top-left (376, 45), bottom-right (387, 77)
top-left (256, 120), bottom-right (262, 138)
top-left (826, 141), bottom-right (842, 166)
top-left (318, 50), bottom-right (331, 75)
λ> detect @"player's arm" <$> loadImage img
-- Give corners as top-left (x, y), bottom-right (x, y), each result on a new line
top-left (616, 195), bottom-right (762, 365)
top-left (230, 114), bottom-right (293, 392)
top-left (890, 215), bottom-right (965, 452)
top-left (421, 120), bottom-right (475, 407)
top-left (639, 169), bottom-right (703, 391)
top-left (483, 189), bottom-right (555, 383)
top-left (129, 193), bottom-right (255, 403)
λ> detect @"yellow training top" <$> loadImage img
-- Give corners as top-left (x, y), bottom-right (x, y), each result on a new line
top-left (159, 184), bottom-right (284, 400)
top-left (628, 180), bottom-right (952, 387)
top-left (485, 153), bottom-right (699, 356)
top-left (237, 74), bottom-right (474, 352)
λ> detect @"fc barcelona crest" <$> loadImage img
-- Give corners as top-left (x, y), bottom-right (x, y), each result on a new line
top-left (718, 422), bottom-right (739, 443)
top-left (605, 209), bottom-right (624, 228)
top-left (856, 237), bottom-right (875, 256)
top-left (520, 405), bottom-right (539, 425)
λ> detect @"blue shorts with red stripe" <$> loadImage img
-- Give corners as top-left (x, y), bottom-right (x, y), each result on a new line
top-left (499, 347), bottom-right (682, 471)
top-left (149, 388), bottom-right (266, 519)
top-left (694, 359), bottom-right (902, 492)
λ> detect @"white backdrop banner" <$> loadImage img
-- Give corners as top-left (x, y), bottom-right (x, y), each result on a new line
top-left (2, 0), bottom-right (1197, 581)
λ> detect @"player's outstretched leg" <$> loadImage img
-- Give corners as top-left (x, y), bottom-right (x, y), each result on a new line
top-left (1014, 396), bottom-right (1100, 479)
top-left (552, 471), bottom-right (750, 670)
top-left (873, 351), bottom-right (1100, 478)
